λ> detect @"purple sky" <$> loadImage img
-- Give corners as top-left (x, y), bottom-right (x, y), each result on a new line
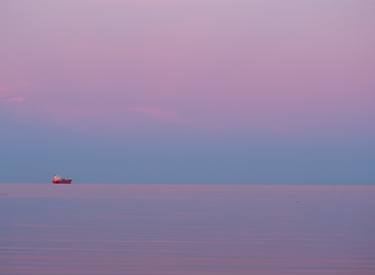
top-left (1, 0), bottom-right (374, 183)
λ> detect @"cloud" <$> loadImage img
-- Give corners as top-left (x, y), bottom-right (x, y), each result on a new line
top-left (0, 94), bottom-right (26, 104)
top-left (0, 85), bottom-right (26, 104)
top-left (128, 106), bottom-right (180, 123)
top-left (7, 96), bottom-right (26, 103)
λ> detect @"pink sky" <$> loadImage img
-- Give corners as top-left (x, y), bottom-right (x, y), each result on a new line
top-left (1, 0), bottom-right (374, 183)
top-left (2, 0), bottom-right (374, 136)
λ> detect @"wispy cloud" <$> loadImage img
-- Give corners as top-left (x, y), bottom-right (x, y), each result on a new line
top-left (0, 85), bottom-right (26, 104)
top-left (0, 94), bottom-right (26, 104)
top-left (128, 106), bottom-right (180, 123)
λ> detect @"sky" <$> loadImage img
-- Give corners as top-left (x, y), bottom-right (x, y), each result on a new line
top-left (0, 0), bottom-right (374, 184)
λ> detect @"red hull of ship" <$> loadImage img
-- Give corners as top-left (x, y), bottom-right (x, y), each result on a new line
top-left (52, 179), bottom-right (72, 184)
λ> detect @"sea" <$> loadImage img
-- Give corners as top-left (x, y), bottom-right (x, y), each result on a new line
top-left (1, 184), bottom-right (374, 275)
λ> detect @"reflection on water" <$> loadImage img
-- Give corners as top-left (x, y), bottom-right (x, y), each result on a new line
top-left (1, 184), bottom-right (374, 274)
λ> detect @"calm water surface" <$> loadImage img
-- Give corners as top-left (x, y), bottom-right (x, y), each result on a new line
top-left (1, 184), bottom-right (374, 275)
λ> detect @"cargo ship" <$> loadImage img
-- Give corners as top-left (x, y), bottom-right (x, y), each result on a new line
top-left (52, 175), bottom-right (72, 184)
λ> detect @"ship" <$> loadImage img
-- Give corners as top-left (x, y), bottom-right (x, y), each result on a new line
top-left (52, 175), bottom-right (72, 184)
